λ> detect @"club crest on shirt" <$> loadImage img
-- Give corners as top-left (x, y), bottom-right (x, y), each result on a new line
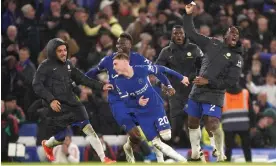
top-left (67, 64), bottom-right (71, 71)
top-left (138, 78), bottom-right (143, 84)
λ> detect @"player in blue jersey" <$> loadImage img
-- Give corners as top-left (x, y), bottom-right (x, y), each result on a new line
top-left (113, 53), bottom-right (190, 162)
top-left (85, 33), bottom-right (175, 163)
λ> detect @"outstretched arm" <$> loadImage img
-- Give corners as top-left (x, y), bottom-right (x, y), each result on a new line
top-left (85, 56), bottom-right (108, 79)
top-left (71, 64), bottom-right (104, 91)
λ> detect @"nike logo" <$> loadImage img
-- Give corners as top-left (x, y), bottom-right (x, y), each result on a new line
top-left (53, 68), bottom-right (57, 71)
top-left (111, 74), bottom-right (118, 79)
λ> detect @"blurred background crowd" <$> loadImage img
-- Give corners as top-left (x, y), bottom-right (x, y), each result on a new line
top-left (1, 0), bottom-right (276, 163)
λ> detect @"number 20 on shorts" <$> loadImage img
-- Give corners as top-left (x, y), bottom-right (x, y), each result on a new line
top-left (158, 116), bottom-right (169, 126)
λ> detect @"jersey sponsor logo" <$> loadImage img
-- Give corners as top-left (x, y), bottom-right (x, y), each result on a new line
top-left (236, 60), bottom-right (242, 68)
top-left (111, 74), bottom-right (118, 79)
top-left (148, 65), bottom-right (155, 73)
top-left (68, 65), bottom-right (71, 72)
top-left (187, 52), bottom-right (192, 56)
top-left (138, 78), bottom-right (143, 84)
top-left (144, 59), bottom-right (152, 65)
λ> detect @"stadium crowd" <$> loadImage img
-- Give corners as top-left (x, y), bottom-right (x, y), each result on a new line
top-left (1, 0), bottom-right (276, 162)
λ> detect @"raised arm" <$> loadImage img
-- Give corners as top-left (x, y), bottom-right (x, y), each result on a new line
top-left (71, 64), bottom-right (104, 91)
top-left (183, 4), bottom-right (211, 50)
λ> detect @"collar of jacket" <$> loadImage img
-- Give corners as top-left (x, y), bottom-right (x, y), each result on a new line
top-left (222, 40), bottom-right (243, 54)
top-left (169, 38), bottom-right (190, 52)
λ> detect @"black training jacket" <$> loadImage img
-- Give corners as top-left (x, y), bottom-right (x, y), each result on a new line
top-left (32, 38), bottom-right (103, 107)
top-left (155, 40), bottom-right (203, 100)
top-left (183, 15), bottom-right (243, 107)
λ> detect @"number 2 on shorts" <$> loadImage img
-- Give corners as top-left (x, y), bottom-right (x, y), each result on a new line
top-left (210, 104), bottom-right (215, 111)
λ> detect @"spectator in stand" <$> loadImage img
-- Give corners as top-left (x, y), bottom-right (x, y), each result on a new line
top-left (192, 0), bottom-right (213, 29)
top-left (1, 0), bottom-right (20, 34)
top-left (117, 0), bottom-right (135, 30)
top-left (251, 108), bottom-right (276, 148)
top-left (4, 95), bottom-right (25, 125)
top-left (18, 4), bottom-right (41, 64)
top-left (1, 100), bottom-right (19, 162)
top-left (253, 16), bottom-right (273, 51)
top-left (1, 56), bottom-right (23, 103)
top-left (40, 0), bottom-right (63, 45)
top-left (83, 0), bottom-right (123, 39)
top-left (247, 60), bottom-right (265, 86)
top-left (199, 25), bottom-right (211, 37)
top-left (87, 33), bottom-right (114, 68)
top-left (16, 47), bottom-right (36, 111)
top-left (126, 7), bottom-right (152, 45)
top-left (247, 71), bottom-right (276, 108)
top-left (2, 25), bottom-right (19, 58)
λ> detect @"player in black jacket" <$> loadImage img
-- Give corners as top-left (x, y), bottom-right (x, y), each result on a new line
top-left (156, 25), bottom-right (203, 146)
top-left (32, 38), bottom-right (115, 164)
top-left (183, 3), bottom-right (243, 162)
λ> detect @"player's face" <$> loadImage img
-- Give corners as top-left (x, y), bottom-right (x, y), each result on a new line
top-left (116, 38), bottom-right (131, 53)
top-left (56, 45), bottom-right (67, 62)
top-left (224, 26), bottom-right (239, 47)
top-left (113, 59), bottom-right (127, 75)
top-left (172, 28), bottom-right (185, 45)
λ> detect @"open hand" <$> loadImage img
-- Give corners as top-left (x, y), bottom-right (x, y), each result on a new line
top-left (138, 96), bottom-right (149, 106)
top-left (181, 76), bottom-right (190, 86)
top-left (50, 100), bottom-right (61, 112)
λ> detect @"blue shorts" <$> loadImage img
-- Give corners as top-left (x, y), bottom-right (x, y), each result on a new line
top-left (185, 99), bottom-right (222, 119)
top-left (135, 106), bottom-right (171, 141)
top-left (110, 102), bottom-right (137, 132)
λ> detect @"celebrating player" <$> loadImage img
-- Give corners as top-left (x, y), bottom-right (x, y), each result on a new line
top-left (85, 33), bottom-right (174, 163)
top-left (32, 38), bottom-right (115, 163)
top-left (113, 52), bottom-right (189, 162)
top-left (183, 3), bottom-right (243, 162)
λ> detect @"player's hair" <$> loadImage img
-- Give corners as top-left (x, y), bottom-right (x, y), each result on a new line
top-left (113, 52), bottom-right (129, 61)
top-left (119, 32), bottom-right (133, 44)
top-left (173, 25), bottom-right (183, 29)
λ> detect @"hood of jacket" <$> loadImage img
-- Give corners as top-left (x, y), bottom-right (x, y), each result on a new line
top-left (46, 38), bottom-right (68, 62)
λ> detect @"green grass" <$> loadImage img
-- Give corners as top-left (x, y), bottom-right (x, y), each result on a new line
top-left (1, 162), bottom-right (275, 166)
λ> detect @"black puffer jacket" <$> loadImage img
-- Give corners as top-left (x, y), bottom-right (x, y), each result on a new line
top-left (183, 15), bottom-right (243, 107)
top-left (32, 38), bottom-right (103, 107)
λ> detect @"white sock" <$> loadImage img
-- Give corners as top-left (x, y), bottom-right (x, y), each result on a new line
top-left (45, 136), bottom-right (63, 148)
top-left (213, 128), bottom-right (224, 157)
top-left (189, 127), bottom-right (201, 159)
top-left (152, 137), bottom-right (187, 162)
top-left (209, 136), bottom-right (216, 150)
top-left (124, 137), bottom-right (132, 150)
top-left (82, 124), bottom-right (106, 162)
top-left (152, 146), bottom-right (164, 162)
top-left (123, 137), bottom-right (135, 163)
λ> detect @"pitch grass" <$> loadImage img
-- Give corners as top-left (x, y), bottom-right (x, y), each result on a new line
top-left (1, 162), bottom-right (275, 166)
